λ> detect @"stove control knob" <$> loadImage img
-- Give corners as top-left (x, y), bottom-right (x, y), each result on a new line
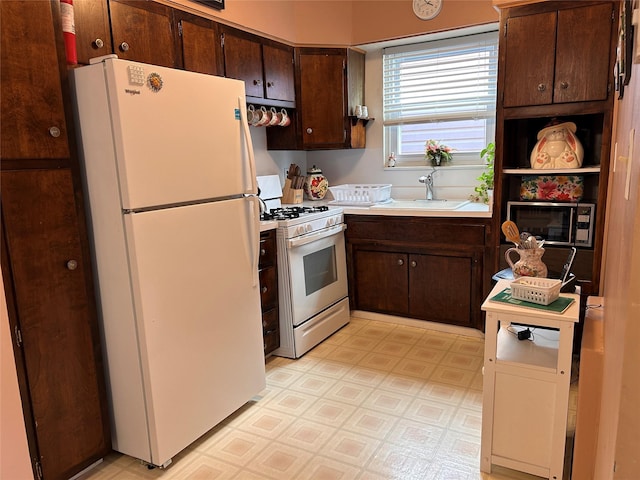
top-left (305, 224), bottom-right (312, 232)
top-left (327, 218), bottom-right (334, 226)
top-left (296, 226), bottom-right (305, 235)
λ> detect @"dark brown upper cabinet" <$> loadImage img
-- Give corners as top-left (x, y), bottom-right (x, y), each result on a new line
top-left (73, 0), bottom-right (113, 64)
top-left (502, 2), bottom-right (615, 108)
top-left (174, 10), bottom-right (223, 76)
top-left (108, 0), bottom-right (180, 69)
top-left (267, 47), bottom-right (366, 151)
top-left (220, 25), bottom-right (295, 107)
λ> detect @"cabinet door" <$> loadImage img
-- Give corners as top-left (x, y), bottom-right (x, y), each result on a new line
top-left (222, 31), bottom-right (264, 98)
top-left (263, 43), bottom-right (295, 102)
top-left (177, 12), bottom-right (221, 76)
top-left (353, 250), bottom-right (408, 316)
top-left (408, 253), bottom-right (475, 328)
top-left (503, 11), bottom-right (556, 107)
top-left (298, 49), bottom-right (347, 148)
top-left (259, 266), bottom-right (278, 311)
top-left (0, 0), bottom-right (70, 160)
top-left (1, 169), bottom-right (110, 480)
top-left (554, 3), bottom-right (613, 104)
top-left (109, 0), bottom-right (178, 68)
top-left (73, 0), bottom-right (113, 64)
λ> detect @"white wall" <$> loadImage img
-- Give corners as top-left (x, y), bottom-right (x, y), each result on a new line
top-left (0, 270), bottom-right (32, 479)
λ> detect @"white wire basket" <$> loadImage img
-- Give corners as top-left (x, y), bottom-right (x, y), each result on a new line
top-left (510, 277), bottom-right (562, 305)
top-left (329, 184), bottom-right (392, 205)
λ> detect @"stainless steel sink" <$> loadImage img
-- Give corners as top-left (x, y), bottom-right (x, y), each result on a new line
top-left (370, 199), bottom-right (471, 211)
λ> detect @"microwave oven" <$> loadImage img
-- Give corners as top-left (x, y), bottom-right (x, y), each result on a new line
top-left (506, 201), bottom-right (596, 248)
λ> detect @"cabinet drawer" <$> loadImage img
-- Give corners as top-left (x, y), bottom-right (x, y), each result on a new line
top-left (262, 307), bottom-right (279, 334)
top-left (259, 232), bottom-right (276, 268)
top-left (259, 266), bottom-right (277, 309)
top-left (262, 308), bottom-right (280, 354)
top-left (346, 216), bottom-right (487, 247)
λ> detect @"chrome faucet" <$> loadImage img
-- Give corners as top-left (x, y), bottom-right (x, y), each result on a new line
top-left (419, 172), bottom-right (435, 200)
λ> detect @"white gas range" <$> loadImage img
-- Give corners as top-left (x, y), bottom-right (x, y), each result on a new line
top-left (257, 175), bottom-right (350, 358)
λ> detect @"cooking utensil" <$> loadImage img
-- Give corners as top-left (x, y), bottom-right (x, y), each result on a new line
top-left (501, 220), bottom-right (521, 246)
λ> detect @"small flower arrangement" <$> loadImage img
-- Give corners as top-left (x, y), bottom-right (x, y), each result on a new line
top-left (425, 140), bottom-right (453, 166)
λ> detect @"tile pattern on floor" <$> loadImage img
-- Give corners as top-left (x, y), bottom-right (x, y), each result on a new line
top-left (78, 317), bottom-right (575, 480)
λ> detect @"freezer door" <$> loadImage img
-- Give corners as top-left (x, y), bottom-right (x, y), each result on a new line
top-left (119, 197), bottom-right (264, 466)
top-left (75, 58), bottom-right (256, 210)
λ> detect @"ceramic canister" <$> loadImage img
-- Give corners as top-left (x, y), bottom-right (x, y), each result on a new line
top-left (303, 165), bottom-right (328, 200)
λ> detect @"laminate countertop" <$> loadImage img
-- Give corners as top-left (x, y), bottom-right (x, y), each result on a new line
top-left (339, 200), bottom-right (492, 218)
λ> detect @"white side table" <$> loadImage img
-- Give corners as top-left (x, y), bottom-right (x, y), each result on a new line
top-left (481, 280), bottom-right (579, 480)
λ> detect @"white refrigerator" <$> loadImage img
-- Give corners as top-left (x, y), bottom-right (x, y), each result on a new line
top-left (71, 57), bottom-right (266, 467)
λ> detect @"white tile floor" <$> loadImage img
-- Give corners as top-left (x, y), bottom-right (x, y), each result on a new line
top-left (78, 316), bottom-right (576, 480)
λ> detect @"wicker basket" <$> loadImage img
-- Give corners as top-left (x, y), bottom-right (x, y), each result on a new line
top-left (329, 184), bottom-right (392, 205)
top-left (510, 277), bottom-right (562, 305)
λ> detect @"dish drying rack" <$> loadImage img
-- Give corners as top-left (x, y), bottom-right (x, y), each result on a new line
top-left (329, 184), bottom-right (392, 206)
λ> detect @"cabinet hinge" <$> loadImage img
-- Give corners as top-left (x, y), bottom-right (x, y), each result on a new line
top-left (178, 21), bottom-right (183, 37)
top-left (14, 326), bottom-right (22, 347)
top-left (34, 460), bottom-right (43, 480)
top-left (504, 22), bottom-right (507, 37)
top-left (221, 33), bottom-right (225, 48)
top-left (343, 59), bottom-right (346, 71)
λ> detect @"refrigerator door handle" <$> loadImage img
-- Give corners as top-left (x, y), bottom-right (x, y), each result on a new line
top-left (239, 96), bottom-right (258, 195)
top-left (246, 196), bottom-right (260, 287)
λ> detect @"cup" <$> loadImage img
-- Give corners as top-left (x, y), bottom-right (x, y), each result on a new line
top-left (279, 108), bottom-right (291, 127)
top-left (268, 107), bottom-right (280, 126)
top-left (254, 106), bottom-right (269, 126)
top-left (360, 106), bottom-right (368, 119)
top-left (353, 105), bottom-right (363, 118)
top-left (246, 105), bottom-right (256, 125)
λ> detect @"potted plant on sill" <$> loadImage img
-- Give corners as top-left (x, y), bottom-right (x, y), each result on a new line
top-left (471, 142), bottom-right (495, 203)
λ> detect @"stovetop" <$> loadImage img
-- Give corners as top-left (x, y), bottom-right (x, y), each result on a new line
top-left (261, 204), bottom-right (344, 238)
top-left (260, 205), bottom-right (330, 222)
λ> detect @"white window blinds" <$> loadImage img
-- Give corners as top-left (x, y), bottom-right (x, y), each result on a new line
top-left (383, 30), bottom-right (498, 164)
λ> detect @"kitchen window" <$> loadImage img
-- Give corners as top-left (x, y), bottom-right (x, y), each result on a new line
top-left (383, 28), bottom-right (498, 167)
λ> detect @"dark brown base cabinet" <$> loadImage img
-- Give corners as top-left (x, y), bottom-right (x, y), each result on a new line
top-left (259, 230), bottom-right (280, 355)
top-left (346, 215), bottom-right (492, 331)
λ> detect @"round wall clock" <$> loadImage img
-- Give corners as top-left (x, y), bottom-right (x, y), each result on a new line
top-left (412, 0), bottom-right (443, 20)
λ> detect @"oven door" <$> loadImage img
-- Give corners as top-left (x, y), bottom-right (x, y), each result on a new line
top-left (286, 224), bottom-right (348, 327)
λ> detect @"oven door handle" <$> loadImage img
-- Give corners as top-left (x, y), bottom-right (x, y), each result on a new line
top-left (287, 224), bottom-right (346, 248)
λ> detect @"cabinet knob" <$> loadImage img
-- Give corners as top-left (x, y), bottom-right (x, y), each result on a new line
top-left (559, 81), bottom-right (569, 89)
top-left (66, 259), bottom-right (78, 271)
top-left (306, 128), bottom-right (313, 134)
top-left (93, 38), bottom-right (104, 49)
top-left (410, 260), bottom-right (417, 268)
top-left (261, 286), bottom-right (268, 294)
top-left (260, 248), bottom-right (266, 256)
top-left (267, 81), bottom-right (274, 88)
top-left (397, 259), bottom-right (404, 266)
top-left (537, 83), bottom-right (546, 92)
top-left (119, 42), bottom-right (130, 52)
top-left (253, 79), bottom-right (262, 86)
top-left (48, 126), bottom-right (61, 138)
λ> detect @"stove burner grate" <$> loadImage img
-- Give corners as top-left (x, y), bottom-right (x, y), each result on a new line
top-left (260, 205), bottom-right (329, 221)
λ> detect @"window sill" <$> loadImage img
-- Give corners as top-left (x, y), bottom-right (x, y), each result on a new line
top-left (384, 164), bottom-right (487, 171)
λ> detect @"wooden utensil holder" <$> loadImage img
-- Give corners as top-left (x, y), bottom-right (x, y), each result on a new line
top-left (282, 178), bottom-right (303, 204)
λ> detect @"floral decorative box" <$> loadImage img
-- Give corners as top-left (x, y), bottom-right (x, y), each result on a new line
top-left (520, 175), bottom-right (584, 201)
